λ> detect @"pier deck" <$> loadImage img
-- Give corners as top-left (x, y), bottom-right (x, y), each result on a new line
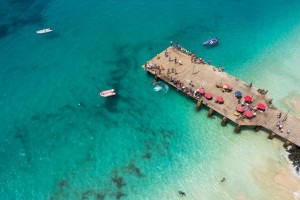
top-left (144, 47), bottom-right (300, 147)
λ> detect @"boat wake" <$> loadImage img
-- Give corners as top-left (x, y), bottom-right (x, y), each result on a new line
top-left (153, 81), bottom-right (169, 93)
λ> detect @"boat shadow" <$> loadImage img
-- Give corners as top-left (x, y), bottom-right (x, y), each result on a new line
top-left (44, 32), bottom-right (60, 39)
top-left (204, 43), bottom-right (219, 48)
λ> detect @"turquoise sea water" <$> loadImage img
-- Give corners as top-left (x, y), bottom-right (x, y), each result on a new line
top-left (1, 0), bottom-right (300, 199)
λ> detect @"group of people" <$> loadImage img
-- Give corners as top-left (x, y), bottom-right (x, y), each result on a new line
top-left (165, 49), bottom-right (183, 65)
top-left (276, 112), bottom-right (291, 133)
top-left (276, 121), bottom-right (284, 131)
top-left (237, 100), bottom-right (258, 119)
top-left (145, 62), bottom-right (160, 70)
top-left (145, 62), bottom-right (165, 75)
top-left (212, 64), bottom-right (225, 72)
top-left (189, 80), bottom-right (195, 87)
top-left (190, 55), bottom-right (205, 64)
top-left (258, 88), bottom-right (268, 95)
top-left (170, 40), bottom-right (194, 55)
top-left (170, 77), bottom-right (204, 98)
top-left (169, 40), bottom-right (228, 73)
top-left (167, 68), bottom-right (177, 75)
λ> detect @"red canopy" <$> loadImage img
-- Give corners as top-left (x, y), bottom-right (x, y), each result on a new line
top-left (244, 110), bottom-right (254, 118)
top-left (236, 105), bottom-right (244, 113)
top-left (257, 103), bottom-right (266, 110)
top-left (205, 93), bottom-right (212, 99)
top-left (223, 84), bottom-right (232, 90)
top-left (244, 95), bottom-right (252, 102)
top-left (199, 88), bottom-right (205, 94)
top-left (216, 96), bottom-right (224, 103)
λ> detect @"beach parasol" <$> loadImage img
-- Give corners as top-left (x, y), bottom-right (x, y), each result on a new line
top-left (236, 105), bottom-right (244, 113)
top-left (216, 96), bottom-right (224, 103)
top-left (244, 95), bottom-right (252, 103)
top-left (244, 110), bottom-right (254, 118)
top-left (223, 84), bottom-right (232, 90)
top-left (257, 103), bottom-right (266, 110)
top-left (235, 91), bottom-right (242, 98)
top-left (199, 88), bottom-right (205, 95)
top-left (205, 93), bottom-right (212, 100)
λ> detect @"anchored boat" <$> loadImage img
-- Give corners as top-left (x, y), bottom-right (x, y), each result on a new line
top-left (203, 38), bottom-right (218, 46)
top-left (99, 89), bottom-right (116, 97)
top-left (36, 28), bottom-right (53, 34)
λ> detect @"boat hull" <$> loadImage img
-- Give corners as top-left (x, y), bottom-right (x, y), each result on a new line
top-left (100, 89), bottom-right (116, 97)
top-left (203, 38), bottom-right (218, 46)
top-left (36, 28), bottom-right (53, 34)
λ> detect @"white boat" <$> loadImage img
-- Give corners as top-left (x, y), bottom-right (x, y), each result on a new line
top-left (36, 28), bottom-right (53, 34)
top-left (99, 89), bottom-right (116, 97)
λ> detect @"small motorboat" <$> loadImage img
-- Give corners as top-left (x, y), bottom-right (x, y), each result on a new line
top-left (36, 28), bottom-right (53, 34)
top-left (203, 38), bottom-right (218, 46)
top-left (99, 89), bottom-right (116, 97)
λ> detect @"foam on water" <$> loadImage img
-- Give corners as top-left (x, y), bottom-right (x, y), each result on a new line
top-left (153, 81), bottom-right (169, 93)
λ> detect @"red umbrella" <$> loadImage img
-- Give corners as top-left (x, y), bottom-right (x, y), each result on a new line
top-left (244, 110), bottom-right (254, 118)
top-left (236, 105), bottom-right (244, 113)
top-left (244, 95), bottom-right (252, 102)
top-left (257, 103), bottom-right (266, 110)
top-left (216, 96), bottom-right (224, 103)
top-left (223, 84), bottom-right (232, 90)
top-left (199, 88), bottom-right (205, 94)
top-left (205, 93), bottom-right (212, 100)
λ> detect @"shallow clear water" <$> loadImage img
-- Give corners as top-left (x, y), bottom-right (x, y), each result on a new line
top-left (1, 0), bottom-right (300, 199)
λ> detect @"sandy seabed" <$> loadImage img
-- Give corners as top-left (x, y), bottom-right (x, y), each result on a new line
top-left (284, 95), bottom-right (300, 118)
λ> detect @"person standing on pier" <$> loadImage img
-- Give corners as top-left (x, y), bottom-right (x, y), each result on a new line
top-left (170, 40), bottom-right (173, 46)
top-left (277, 112), bottom-right (282, 118)
top-left (164, 50), bottom-right (168, 57)
top-left (268, 99), bottom-right (273, 105)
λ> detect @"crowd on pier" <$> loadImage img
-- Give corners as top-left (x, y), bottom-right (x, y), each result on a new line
top-left (144, 42), bottom-right (274, 122)
top-left (169, 40), bottom-right (226, 71)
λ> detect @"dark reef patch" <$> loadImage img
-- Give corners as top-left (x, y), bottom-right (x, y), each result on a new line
top-left (111, 174), bottom-right (126, 189)
top-left (0, 0), bottom-right (49, 39)
top-left (95, 192), bottom-right (106, 200)
top-left (81, 190), bottom-right (93, 200)
top-left (287, 144), bottom-right (300, 174)
top-left (58, 180), bottom-right (69, 188)
top-left (126, 163), bottom-right (143, 177)
top-left (115, 191), bottom-right (126, 200)
top-left (142, 152), bottom-right (151, 160)
top-left (102, 42), bottom-right (143, 113)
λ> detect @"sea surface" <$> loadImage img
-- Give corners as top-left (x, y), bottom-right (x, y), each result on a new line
top-left (1, 0), bottom-right (300, 199)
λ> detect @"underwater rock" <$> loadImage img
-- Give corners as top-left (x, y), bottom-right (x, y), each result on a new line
top-left (287, 144), bottom-right (300, 174)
